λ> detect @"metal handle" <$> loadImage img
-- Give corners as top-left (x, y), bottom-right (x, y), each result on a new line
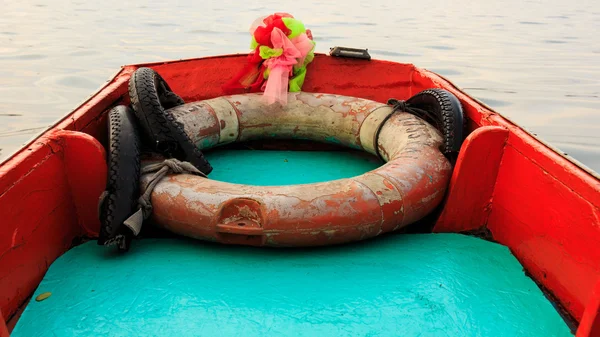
top-left (216, 220), bottom-right (264, 236)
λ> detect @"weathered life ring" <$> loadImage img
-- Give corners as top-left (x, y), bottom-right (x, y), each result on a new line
top-left (142, 92), bottom-right (453, 247)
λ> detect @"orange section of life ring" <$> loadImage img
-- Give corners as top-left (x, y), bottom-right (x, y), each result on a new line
top-left (142, 92), bottom-right (452, 247)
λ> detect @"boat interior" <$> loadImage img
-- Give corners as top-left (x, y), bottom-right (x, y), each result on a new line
top-left (1, 53), bottom-right (599, 336)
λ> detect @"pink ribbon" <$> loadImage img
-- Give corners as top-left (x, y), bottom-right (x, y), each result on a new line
top-left (262, 28), bottom-right (313, 105)
top-left (291, 33), bottom-right (314, 66)
top-left (262, 28), bottom-right (301, 105)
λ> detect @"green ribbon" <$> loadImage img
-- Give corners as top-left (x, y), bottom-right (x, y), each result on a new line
top-left (259, 46), bottom-right (283, 59)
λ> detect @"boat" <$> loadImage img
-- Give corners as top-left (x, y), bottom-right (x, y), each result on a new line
top-left (1, 49), bottom-right (599, 336)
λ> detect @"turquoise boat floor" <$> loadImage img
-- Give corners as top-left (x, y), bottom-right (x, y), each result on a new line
top-left (203, 149), bottom-right (383, 185)
top-left (12, 234), bottom-right (571, 337)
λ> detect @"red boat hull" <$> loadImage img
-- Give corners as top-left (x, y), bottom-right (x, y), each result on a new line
top-left (0, 53), bottom-right (598, 335)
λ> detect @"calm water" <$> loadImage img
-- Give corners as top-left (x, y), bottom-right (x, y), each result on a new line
top-left (1, 0), bottom-right (599, 172)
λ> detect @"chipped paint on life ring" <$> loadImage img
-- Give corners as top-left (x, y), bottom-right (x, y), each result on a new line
top-left (142, 92), bottom-right (452, 247)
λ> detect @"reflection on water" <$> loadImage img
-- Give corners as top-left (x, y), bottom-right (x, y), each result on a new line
top-left (1, 0), bottom-right (599, 172)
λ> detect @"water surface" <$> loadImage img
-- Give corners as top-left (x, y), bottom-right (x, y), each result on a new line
top-left (1, 0), bottom-right (599, 172)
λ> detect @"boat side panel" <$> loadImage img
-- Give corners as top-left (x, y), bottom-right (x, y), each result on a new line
top-left (495, 121), bottom-right (600, 205)
top-left (0, 139), bottom-right (81, 322)
top-left (140, 54), bottom-right (416, 104)
top-left (489, 110), bottom-right (599, 323)
top-left (0, 142), bottom-right (52, 197)
top-left (60, 131), bottom-right (107, 236)
top-left (434, 126), bottom-right (509, 232)
top-left (488, 136), bottom-right (600, 321)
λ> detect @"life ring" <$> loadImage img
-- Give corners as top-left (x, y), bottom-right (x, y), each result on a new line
top-left (142, 92), bottom-right (453, 247)
top-left (98, 105), bottom-right (141, 251)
